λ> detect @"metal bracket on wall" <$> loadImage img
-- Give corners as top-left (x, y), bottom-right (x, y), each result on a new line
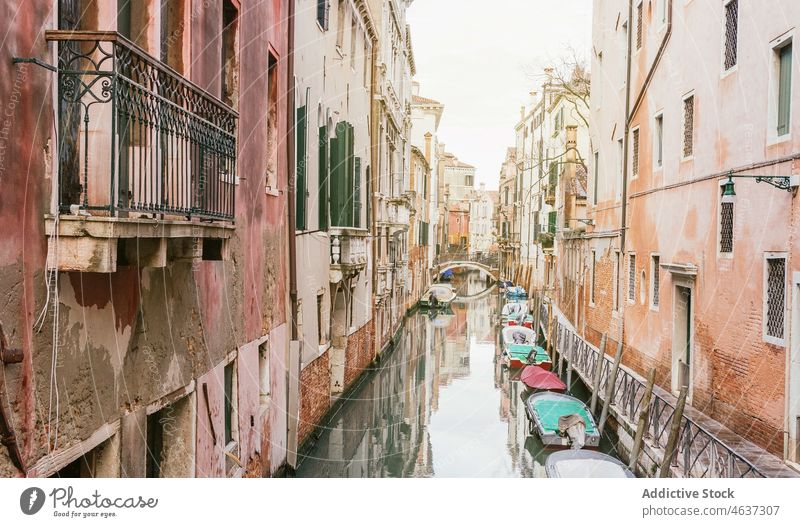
top-left (12, 57), bottom-right (58, 73)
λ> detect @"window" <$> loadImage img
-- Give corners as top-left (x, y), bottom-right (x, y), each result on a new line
top-left (224, 361), bottom-right (238, 446)
top-left (336, 1), bottom-right (345, 50)
top-left (593, 152), bottom-right (599, 204)
top-left (259, 340), bottom-right (271, 410)
top-left (617, 138), bottom-right (624, 179)
top-left (628, 253), bottom-right (636, 303)
top-left (295, 105), bottom-right (308, 230)
top-left (777, 43), bottom-right (793, 137)
top-left (221, 1), bottom-right (239, 108)
top-left (650, 254), bottom-right (660, 309)
top-left (720, 201), bottom-right (734, 253)
top-left (317, 0), bottom-right (330, 30)
top-left (658, 0), bottom-right (667, 25)
top-left (682, 94), bottom-right (694, 158)
top-left (266, 54), bottom-right (278, 193)
top-left (723, 0), bottom-right (739, 70)
top-left (654, 114), bottom-right (663, 169)
top-left (632, 128), bottom-right (640, 178)
top-left (350, 13), bottom-right (357, 69)
top-left (765, 256), bottom-right (787, 343)
top-left (317, 293), bottom-right (327, 346)
top-left (590, 250), bottom-right (596, 305)
top-left (636, 1), bottom-right (643, 50)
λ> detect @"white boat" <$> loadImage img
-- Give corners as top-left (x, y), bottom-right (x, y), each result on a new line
top-left (419, 283), bottom-right (457, 308)
top-left (545, 450), bottom-right (635, 478)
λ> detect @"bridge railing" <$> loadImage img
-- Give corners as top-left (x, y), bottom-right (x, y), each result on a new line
top-left (437, 251), bottom-right (499, 268)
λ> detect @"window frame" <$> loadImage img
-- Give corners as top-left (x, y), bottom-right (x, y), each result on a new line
top-left (681, 92), bottom-right (695, 161)
top-left (653, 112), bottom-right (664, 171)
top-left (627, 252), bottom-right (637, 305)
top-left (721, 0), bottom-right (739, 75)
top-left (718, 183), bottom-right (735, 258)
top-left (763, 252), bottom-right (788, 346)
top-left (650, 253), bottom-right (661, 311)
top-left (631, 126), bottom-right (640, 180)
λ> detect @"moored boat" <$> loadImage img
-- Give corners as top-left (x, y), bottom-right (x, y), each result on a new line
top-left (500, 327), bottom-right (551, 369)
top-left (525, 392), bottom-right (600, 449)
top-left (545, 450), bottom-right (635, 478)
top-left (419, 283), bottom-right (457, 309)
top-left (505, 285), bottom-right (528, 301)
top-left (521, 365), bottom-right (565, 392)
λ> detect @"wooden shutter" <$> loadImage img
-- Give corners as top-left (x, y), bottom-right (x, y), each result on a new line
top-left (345, 123), bottom-right (355, 227)
top-left (296, 105), bottom-right (307, 230)
top-left (330, 124), bottom-right (347, 226)
top-left (318, 126), bottom-right (329, 230)
top-left (778, 44), bottom-right (793, 136)
top-left (548, 211), bottom-right (557, 234)
top-left (354, 157), bottom-right (362, 228)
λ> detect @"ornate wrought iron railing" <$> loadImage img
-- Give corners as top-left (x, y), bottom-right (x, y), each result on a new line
top-left (46, 31), bottom-right (237, 221)
top-left (555, 321), bottom-right (765, 478)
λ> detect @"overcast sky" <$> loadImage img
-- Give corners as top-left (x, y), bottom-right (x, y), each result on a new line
top-left (407, 0), bottom-right (593, 190)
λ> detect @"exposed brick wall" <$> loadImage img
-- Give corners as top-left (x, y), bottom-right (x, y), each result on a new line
top-left (344, 320), bottom-right (375, 388)
top-left (585, 246), bottom-right (621, 342)
top-left (298, 351), bottom-right (330, 444)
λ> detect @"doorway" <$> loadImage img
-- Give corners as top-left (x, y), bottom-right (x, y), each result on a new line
top-left (789, 278), bottom-right (800, 463)
top-left (671, 284), bottom-right (693, 398)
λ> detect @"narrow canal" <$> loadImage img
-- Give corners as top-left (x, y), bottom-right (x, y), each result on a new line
top-left (297, 272), bottom-right (618, 477)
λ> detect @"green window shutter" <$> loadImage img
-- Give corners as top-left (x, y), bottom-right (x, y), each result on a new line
top-left (295, 105), bottom-right (307, 230)
top-left (354, 156), bottom-right (362, 228)
top-left (346, 123), bottom-right (355, 227)
top-left (318, 126), bottom-right (329, 230)
top-left (778, 44), bottom-right (793, 136)
top-left (330, 125), bottom-right (347, 226)
top-left (548, 211), bottom-right (557, 234)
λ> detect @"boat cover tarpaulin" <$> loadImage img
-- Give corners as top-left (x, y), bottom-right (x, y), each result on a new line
top-left (521, 366), bottom-right (566, 391)
top-left (532, 399), bottom-right (597, 434)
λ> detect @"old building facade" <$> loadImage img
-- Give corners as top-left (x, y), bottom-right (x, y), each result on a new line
top-left (584, 0), bottom-right (800, 466)
top-left (0, 0), bottom-right (292, 477)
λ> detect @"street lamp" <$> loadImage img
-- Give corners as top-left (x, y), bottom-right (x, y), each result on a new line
top-left (719, 170), bottom-right (798, 200)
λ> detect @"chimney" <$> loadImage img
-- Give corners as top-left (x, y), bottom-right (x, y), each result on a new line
top-left (529, 90), bottom-right (538, 106)
top-left (565, 125), bottom-right (578, 228)
top-left (412, 81), bottom-right (420, 96)
top-left (424, 132), bottom-right (432, 163)
top-left (544, 67), bottom-right (554, 84)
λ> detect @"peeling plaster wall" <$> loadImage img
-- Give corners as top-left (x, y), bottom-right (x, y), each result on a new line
top-left (0, 0), bottom-right (292, 475)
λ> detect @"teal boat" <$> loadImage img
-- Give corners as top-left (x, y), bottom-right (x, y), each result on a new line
top-left (500, 327), bottom-right (551, 369)
top-left (525, 392), bottom-right (600, 449)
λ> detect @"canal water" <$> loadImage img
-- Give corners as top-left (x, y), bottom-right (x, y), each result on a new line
top-left (297, 272), bottom-right (618, 477)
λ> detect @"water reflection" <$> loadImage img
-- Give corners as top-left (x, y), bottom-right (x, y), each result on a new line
top-left (296, 272), bottom-right (612, 477)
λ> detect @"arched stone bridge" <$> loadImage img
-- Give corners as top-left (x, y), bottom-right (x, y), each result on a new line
top-left (434, 252), bottom-right (500, 281)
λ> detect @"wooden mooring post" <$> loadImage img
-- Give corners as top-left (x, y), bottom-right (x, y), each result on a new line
top-left (597, 341), bottom-right (623, 436)
top-left (628, 368), bottom-right (656, 472)
top-left (565, 335), bottom-right (573, 393)
top-left (589, 333), bottom-right (607, 415)
top-left (659, 383), bottom-right (689, 478)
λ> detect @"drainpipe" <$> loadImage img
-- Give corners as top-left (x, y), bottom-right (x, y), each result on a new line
top-left (285, 0), bottom-right (298, 473)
